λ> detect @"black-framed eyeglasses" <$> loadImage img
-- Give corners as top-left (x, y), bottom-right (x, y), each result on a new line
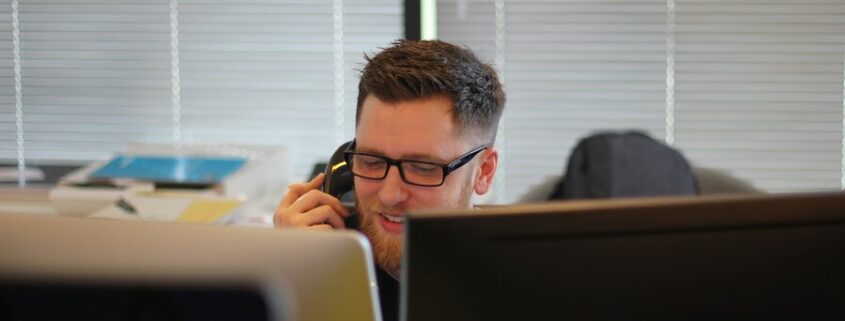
top-left (343, 140), bottom-right (488, 187)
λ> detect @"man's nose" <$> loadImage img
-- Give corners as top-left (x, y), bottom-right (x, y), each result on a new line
top-left (378, 165), bottom-right (409, 206)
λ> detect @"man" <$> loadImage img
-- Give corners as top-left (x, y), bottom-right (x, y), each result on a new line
top-left (274, 39), bottom-right (505, 321)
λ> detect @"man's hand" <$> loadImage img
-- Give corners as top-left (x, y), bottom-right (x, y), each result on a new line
top-left (274, 173), bottom-right (351, 231)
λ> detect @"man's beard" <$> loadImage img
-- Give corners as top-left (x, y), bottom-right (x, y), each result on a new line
top-left (359, 209), bottom-right (403, 275)
top-left (356, 174), bottom-right (475, 276)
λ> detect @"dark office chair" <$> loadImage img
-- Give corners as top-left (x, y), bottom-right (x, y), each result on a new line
top-left (549, 131), bottom-right (699, 200)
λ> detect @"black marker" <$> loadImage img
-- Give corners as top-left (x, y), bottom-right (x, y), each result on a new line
top-left (115, 197), bottom-right (138, 215)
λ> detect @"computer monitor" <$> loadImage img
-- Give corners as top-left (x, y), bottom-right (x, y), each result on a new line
top-left (402, 192), bottom-right (845, 321)
top-left (0, 214), bottom-right (381, 321)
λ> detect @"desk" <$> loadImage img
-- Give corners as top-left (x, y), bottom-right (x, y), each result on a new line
top-left (0, 186), bottom-right (55, 215)
top-left (0, 185), bottom-right (276, 227)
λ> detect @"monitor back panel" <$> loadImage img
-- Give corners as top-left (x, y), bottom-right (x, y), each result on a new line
top-left (404, 193), bottom-right (845, 321)
top-left (0, 214), bottom-right (381, 321)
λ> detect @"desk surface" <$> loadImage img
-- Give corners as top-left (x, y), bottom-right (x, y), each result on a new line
top-left (0, 185), bottom-right (276, 227)
top-left (0, 186), bottom-right (55, 215)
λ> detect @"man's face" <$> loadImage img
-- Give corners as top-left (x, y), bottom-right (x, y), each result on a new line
top-left (354, 95), bottom-right (490, 277)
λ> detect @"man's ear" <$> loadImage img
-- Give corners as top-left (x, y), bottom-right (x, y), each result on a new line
top-left (474, 147), bottom-right (498, 195)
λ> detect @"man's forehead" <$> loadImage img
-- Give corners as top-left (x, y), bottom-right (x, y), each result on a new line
top-left (354, 133), bottom-right (473, 161)
top-left (357, 95), bottom-right (461, 136)
top-left (358, 95), bottom-right (455, 118)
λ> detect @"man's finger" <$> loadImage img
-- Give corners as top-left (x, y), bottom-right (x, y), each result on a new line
top-left (304, 172), bottom-right (325, 190)
top-left (307, 224), bottom-right (333, 231)
top-left (316, 205), bottom-right (346, 230)
top-left (291, 205), bottom-right (345, 229)
top-left (290, 189), bottom-right (350, 218)
top-left (279, 173), bottom-right (325, 208)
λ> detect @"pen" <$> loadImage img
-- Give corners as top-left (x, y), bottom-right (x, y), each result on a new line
top-left (115, 197), bottom-right (138, 215)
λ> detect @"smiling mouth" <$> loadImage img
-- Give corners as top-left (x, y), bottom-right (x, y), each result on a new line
top-left (380, 212), bottom-right (404, 223)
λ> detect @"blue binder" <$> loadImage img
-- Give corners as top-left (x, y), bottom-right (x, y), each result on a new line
top-left (90, 155), bottom-right (247, 184)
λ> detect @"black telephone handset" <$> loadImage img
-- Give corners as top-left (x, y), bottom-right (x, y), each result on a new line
top-left (322, 140), bottom-right (358, 229)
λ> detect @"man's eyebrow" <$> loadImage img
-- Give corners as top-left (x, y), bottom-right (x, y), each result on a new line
top-left (355, 147), bottom-right (446, 163)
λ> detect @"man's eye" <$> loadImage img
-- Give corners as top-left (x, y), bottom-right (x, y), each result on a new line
top-left (359, 157), bottom-right (385, 167)
top-left (408, 162), bottom-right (438, 173)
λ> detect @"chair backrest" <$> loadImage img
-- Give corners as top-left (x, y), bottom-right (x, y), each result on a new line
top-left (550, 131), bottom-right (698, 200)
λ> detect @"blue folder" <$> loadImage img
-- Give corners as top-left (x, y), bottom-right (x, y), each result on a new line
top-left (90, 155), bottom-right (247, 184)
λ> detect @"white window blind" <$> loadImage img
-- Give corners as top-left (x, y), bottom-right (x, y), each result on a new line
top-left (438, 0), bottom-right (496, 61)
top-left (2, 1), bottom-right (174, 161)
top-left (0, 0), bottom-right (402, 183)
top-left (178, 1), bottom-right (340, 179)
top-left (0, 0), bottom-right (15, 162)
top-left (439, 0), bottom-right (845, 202)
top-left (672, 1), bottom-right (845, 193)
top-left (342, 1), bottom-right (404, 143)
top-left (441, 0), bottom-right (669, 203)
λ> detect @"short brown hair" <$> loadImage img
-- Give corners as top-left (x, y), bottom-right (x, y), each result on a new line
top-left (356, 40), bottom-right (505, 144)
